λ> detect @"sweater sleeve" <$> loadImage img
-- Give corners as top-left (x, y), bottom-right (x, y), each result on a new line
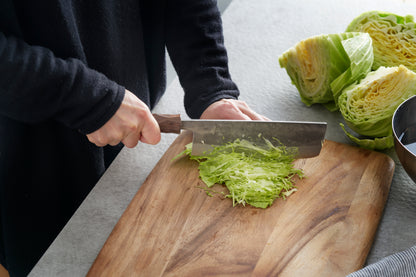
top-left (165, 0), bottom-right (239, 119)
top-left (0, 32), bottom-right (125, 134)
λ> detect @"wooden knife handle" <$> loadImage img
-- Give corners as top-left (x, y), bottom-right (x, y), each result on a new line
top-left (153, 114), bottom-right (182, 134)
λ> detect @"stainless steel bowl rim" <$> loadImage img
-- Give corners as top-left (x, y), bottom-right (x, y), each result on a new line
top-left (392, 95), bottom-right (416, 160)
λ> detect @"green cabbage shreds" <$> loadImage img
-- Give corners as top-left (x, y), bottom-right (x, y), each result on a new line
top-left (338, 65), bottom-right (416, 150)
top-left (279, 32), bottom-right (373, 111)
top-left (347, 11), bottom-right (416, 71)
top-left (177, 139), bottom-right (304, 209)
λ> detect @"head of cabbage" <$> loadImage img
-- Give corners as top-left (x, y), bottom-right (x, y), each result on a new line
top-left (339, 65), bottom-right (416, 150)
top-left (347, 11), bottom-right (416, 72)
top-left (279, 32), bottom-right (373, 111)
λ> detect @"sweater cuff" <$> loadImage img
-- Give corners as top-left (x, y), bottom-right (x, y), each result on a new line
top-left (77, 86), bottom-right (125, 134)
top-left (185, 89), bottom-right (239, 119)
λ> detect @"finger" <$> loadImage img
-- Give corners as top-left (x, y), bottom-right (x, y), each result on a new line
top-left (122, 130), bottom-right (141, 148)
top-left (87, 133), bottom-right (107, 147)
top-left (103, 123), bottom-right (126, 146)
top-left (139, 114), bottom-right (161, 145)
top-left (109, 139), bottom-right (122, 146)
top-left (231, 109), bottom-right (252, 120)
top-left (233, 101), bottom-right (270, 121)
top-left (87, 122), bottom-right (125, 147)
top-left (240, 108), bottom-right (267, 120)
top-left (88, 134), bottom-right (123, 147)
top-left (260, 114), bottom-right (271, 121)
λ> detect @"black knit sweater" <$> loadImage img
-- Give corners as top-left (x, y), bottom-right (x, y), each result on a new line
top-left (0, 0), bottom-right (239, 275)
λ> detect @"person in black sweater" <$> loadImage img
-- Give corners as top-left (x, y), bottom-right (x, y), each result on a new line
top-left (0, 0), bottom-right (266, 276)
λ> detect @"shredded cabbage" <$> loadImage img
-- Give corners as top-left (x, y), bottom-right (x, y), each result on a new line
top-left (347, 11), bottom-right (416, 71)
top-left (175, 139), bottom-right (304, 209)
top-left (338, 65), bottom-right (416, 150)
top-left (279, 32), bottom-right (373, 111)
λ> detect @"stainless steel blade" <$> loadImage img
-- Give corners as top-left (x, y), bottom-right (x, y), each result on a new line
top-left (181, 120), bottom-right (327, 158)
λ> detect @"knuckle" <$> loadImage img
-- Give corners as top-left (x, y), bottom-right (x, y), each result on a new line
top-left (95, 136), bottom-right (107, 146)
top-left (136, 106), bottom-right (150, 119)
top-left (123, 136), bottom-right (139, 148)
top-left (221, 99), bottom-right (238, 110)
top-left (109, 137), bottom-right (122, 146)
top-left (125, 122), bottom-right (137, 133)
top-left (123, 141), bottom-right (134, 148)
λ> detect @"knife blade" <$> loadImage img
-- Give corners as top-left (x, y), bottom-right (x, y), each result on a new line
top-left (153, 114), bottom-right (327, 158)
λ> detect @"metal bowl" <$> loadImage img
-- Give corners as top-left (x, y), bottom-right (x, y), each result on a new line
top-left (392, 95), bottom-right (416, 183)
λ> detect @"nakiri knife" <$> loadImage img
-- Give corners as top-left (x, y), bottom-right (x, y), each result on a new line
top-left (153, 114), bottom-right (327, 158)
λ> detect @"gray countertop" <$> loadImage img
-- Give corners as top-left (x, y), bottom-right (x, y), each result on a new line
top-left (30, 0), bottom-right (416, 276)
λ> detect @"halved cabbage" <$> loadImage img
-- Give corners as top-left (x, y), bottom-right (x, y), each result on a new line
top-left (338, 65), bottom-right (416, 150)
top-left (279, 32), bottom-right (373, 111)
top-left (347, 11), bottom-right (416, 71)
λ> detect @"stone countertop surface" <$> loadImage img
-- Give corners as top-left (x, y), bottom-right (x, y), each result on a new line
top-left (30, 0), bottom-right (416, 276)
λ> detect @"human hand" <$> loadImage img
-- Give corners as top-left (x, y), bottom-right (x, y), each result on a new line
top-left (200, 99), bottom-right (269, 121)
top-left (86, 90), bottom-right (161, 148)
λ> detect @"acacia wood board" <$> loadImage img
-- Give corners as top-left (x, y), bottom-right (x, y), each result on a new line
top-left (88, 131), bottom-right (395, 277)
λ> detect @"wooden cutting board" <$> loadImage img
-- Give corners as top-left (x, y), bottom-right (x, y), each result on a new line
top-left (88, 131), bottom-right (394, 277)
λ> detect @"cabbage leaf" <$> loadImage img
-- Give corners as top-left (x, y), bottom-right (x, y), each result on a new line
top-left (347, 11), bottom-right (416, 71)
top-left (340, 123), bottom-right (394, 150)
top-left (279, 32), bottom-right (373, 111)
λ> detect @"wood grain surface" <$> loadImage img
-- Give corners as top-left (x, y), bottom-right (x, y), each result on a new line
top-left (88, 131), bottom-right (394, 277)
